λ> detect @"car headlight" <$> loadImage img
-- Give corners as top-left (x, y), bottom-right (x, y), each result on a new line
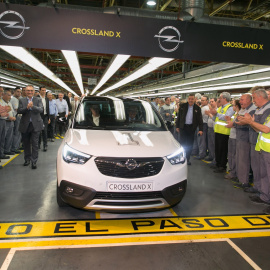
top-left (166, 146), bottom-right (186, 165)
top-left (62, 144), bottom-right (91, 164)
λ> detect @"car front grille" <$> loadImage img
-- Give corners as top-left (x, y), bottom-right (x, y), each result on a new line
top-left (94, 157), bottom-right (164, 178)
top-left (94, 191), bottom-right (164, 200)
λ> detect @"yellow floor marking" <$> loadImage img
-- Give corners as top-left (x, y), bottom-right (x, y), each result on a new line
top-left (168, 208), bottom-right (178, 216)
top-left (0, 230), bottom-right (270, 249)
top-left (202, 160), bottom-right (211, 164)
top-left (1, 214), bottom-right (270, 242)
top-left (1, 154), bottom-right (20, 167)
top-left (95, 212), bottom-right (101, 219)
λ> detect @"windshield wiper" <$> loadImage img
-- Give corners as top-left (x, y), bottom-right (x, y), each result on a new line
top-left (74, 125), bottom-right (105, 130)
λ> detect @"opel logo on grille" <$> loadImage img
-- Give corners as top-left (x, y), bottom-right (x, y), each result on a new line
top-left (125, 159), bottom-right (138, 170)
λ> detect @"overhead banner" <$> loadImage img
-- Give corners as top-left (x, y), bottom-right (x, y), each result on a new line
top-left (0, 3), bottom-right (270, 65)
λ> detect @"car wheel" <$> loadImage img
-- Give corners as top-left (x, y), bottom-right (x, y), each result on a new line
top-left (57, 183), bottom-right (68, 207)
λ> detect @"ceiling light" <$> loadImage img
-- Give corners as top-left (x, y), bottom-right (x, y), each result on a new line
top-left (91, 54), bottom-right (130, 95)
top-left (130, 81), bottom-right (270, 98)
top-left (147, 1), bottom-right (156, 6)
top-left (0, 84), bottom-right (16, 88)
top-left (0, 76), bottom-right (28, 86)
top-left (97, 57), bottom-right (173, 96)
top-left (62, 50), bottom-right (84, 95)
top-left (0, 46), bottom-right (78, 96)
top-left (128, 66), bottom-right (270, 95)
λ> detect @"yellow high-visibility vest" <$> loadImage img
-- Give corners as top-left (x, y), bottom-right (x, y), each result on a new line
top-left (214, 104), bottom-right (232, 135)
top-left (255, 115), bottom-right (270, 153)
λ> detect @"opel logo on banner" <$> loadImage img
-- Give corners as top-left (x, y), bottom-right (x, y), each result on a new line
top-left (0, 10), bottom-right (30, 39)
top-left (125, 159), bottom-right (138, 171)
top-left (154, 26), bottom-right (184, 52)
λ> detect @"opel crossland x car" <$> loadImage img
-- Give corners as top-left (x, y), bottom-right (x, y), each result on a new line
top-left (57, 96), bottom-right (187, 211)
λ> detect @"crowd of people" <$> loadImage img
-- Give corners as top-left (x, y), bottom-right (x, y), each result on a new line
top-left (0, 85), bottom-right (81, 169)
top-left (151, 87), bottom-right (270, 214)
top-left (1, 84), bottom-right (270, 214)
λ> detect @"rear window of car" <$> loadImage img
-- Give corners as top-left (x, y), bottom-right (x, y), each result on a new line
top-left (73, 98), bottom-right (167, 131)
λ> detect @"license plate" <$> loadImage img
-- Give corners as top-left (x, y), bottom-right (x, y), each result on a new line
top-left (107, 182), bottom-right (153, 192)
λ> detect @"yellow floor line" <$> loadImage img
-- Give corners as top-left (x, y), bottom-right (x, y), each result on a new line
top-left (2, 153), bottom-right (20, 167)
top-left (202, 160), bottom-right (211, 164)
top-left (95, 211), bottom-right (101, 219)
top-left (168, 208), bottom-right (178, 217)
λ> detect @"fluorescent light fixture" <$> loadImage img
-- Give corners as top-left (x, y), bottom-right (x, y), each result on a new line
top-left (97, 57), bottom-right (173, 96)
top-left (147, 0), bottom-right (156, 6)
top-left (62, 50), bottom-right (84, 95)
top-left (127, 66), bottom-right (270, 95)
top-left (0, 75), bottom-right (28, 86)
top-left (0, 77), bottom-right (41, 90)
top-left (0, 46), bottom-right (78, 96)
top-left (0, 84), bottom-right (16, 88)
top-left (91, 54), bottom-right (130, 95)
top-left (130, 81), bottom-right (270, 98)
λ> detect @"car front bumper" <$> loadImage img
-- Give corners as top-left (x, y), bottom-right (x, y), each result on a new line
top-left (59, 180), bottom-right (187, 212)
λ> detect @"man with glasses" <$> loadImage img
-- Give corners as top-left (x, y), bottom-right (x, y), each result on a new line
top-left (18, 85), bottom-right (43, 169)
top-left (210, 92), bottom-right (234, 173)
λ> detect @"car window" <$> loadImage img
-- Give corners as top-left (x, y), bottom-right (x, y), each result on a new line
top-left (74, 99), bottom-right (167, 131)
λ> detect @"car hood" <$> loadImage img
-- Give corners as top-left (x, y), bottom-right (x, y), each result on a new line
top-left (64, 129), bottom-right (180, 157)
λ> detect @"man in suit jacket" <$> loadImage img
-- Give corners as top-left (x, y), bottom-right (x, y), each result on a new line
top-left (18, 85), bottom-right (43, 169)
top-left (176, 93), bottom-right (203, 165)
top-left (39, 86), bottom-right (50, 151)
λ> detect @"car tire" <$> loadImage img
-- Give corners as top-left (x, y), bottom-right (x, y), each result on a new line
top-left (57, 183), bottom-right (68, 207)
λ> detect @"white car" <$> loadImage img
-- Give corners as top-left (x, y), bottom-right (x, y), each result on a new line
top-left (57, 96), bottom-right (187, 211)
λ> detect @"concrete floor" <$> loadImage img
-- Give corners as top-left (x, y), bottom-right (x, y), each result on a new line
top-left (0, 139), bottom-right (269, 269)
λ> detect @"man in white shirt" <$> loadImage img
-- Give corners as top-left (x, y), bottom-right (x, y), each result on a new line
top-left (47, 93), bottom-right (58, 141)
top-left (0, 90), bottom-right (16, 156)
top-left (195, 95), bottom-right (210, 160)
top-left (0, 87), bottom-right (11, 161)
top-left (10, 87), bottom-right (22, 154)
top-left (56, 92), bottom-right (69, 137)
top-left (39, 87), bottom-right (50, 151)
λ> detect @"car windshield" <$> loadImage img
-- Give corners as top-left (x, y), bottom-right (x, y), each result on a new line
top-left (73, 98), bottom-right (167, 131)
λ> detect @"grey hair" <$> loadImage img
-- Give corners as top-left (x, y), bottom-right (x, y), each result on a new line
top-left (221, 92), bottom-right (231, 102)
top-left (254, 89), bottom-right (268, 100)
top-left (195, 93), bottom-right (201, 99)
top-left (242, 93), bottom-right (252, 102)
